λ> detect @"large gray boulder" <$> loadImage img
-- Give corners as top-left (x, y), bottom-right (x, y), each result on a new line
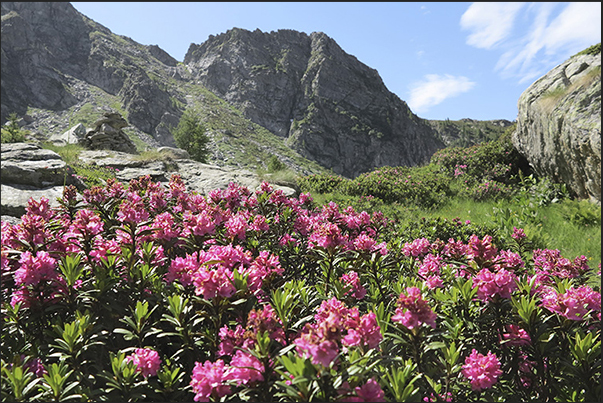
top-left (512, 50), bottom-right (601, 203)
top-left (1, 142), bottom-right (75, 187)
top-left (0, 142), bottom-right (84, 217)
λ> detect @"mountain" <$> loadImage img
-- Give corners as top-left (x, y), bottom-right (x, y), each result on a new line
top-left (1, 2), bottom-right (509, 178)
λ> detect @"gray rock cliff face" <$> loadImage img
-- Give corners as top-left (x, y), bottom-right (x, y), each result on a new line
top-left (512, 50), bottom-right (601, 203)
top-left (184, 28), bottom-right (445, 178)
top-left (1, 2), bottom-right (182, 145)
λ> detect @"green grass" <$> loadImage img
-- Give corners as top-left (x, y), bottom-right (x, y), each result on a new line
top-left (306, 186), bottom-right (601, 268)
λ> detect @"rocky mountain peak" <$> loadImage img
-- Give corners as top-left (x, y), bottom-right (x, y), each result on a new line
top-left (184, 27), bottom-right (444, 177)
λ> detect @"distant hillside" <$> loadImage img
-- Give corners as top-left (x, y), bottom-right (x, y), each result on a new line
top-left (1, 2), bottom-right (512, 178)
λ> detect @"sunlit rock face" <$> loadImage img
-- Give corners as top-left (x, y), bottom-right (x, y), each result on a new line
top-left (513, 50), bottom-right (601, 203)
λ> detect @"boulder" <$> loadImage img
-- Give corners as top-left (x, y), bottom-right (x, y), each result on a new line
top-left (1, 183), bottom-right (64, 217)
top-left (81, 111), bottom-right (137, 154)
top-left (0, 142), bottom-right (78, 188)
top-left (512, 51), bottom-right (601, 203)
top-left (47, 122), bottom-right (87, 145)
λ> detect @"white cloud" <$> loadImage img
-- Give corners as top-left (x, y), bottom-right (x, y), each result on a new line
top-left (462, 2), bottom-right (602, 83)
top-left (460, 2), bottom-right (526, 49)
top-left (408, 74), bottom-right (476, 113)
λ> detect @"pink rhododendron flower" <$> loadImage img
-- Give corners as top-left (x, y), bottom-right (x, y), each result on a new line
top-left (243, 251), bottom-right (284, 292)
top-left (151, 212), bottom-right (179, 241)
top-left (496, 250), bottom-right (524, 271)
top-left (245, 304), bottom-right (286, 345)
top-left (342, 311), bottom-right (382, 349)
top-left (502, 324), bottom-right (531, 346)
top-left (472, 268), bottom-right (518, 302)
top-left (225, 211), bottom-right (249, 240)
top-left (126, 348), bottom-right (161, 377)
top-left (467, 235), bottom-right (498, 267)
top-left (353, 378), bottom-right (385, 402)
top-left (70, 209), bottom-right (104, 238)
top-left (190, 360), bottom-right (232, 402)
top-left (532, 249), bottom-right (589, 279)
top-left (117, 192), bottom-right (149, 223)
top-left (22, 357), bottom-right (47, 378)
top-left (279, 233), bottom-right (299, 247)
top-left (192, 266), bottom-right (236, 299)
top-left (402, 238), bottom-right (432, 257)
top-left (218, 324), bottom-right (248, 356)
top-left (462, 349), bottom-right (502, 391)
top-left (309, 222), bottom-right (347, 250)
top-left (392, 287), bottom-right (437, 329)
top-left (182, 210), bottom-right (216, 237)
top-left (511, 227), bottom-right (526, 241)
top-left (424, 392), bottom-right (453, 402)
top-left (340, 271), bottom-right (367, 299)
top-left (425, 275), bottom-right (444, 290)
top-left (228, 350), bottom-right (264, 385)
top-left (14, 251), bottom-right (57, 286)
top-left (541, 285), bottom-right (601, 320)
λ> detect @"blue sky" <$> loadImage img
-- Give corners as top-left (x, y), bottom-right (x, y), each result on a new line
top-left (71, 2), bottom-right (600, 122)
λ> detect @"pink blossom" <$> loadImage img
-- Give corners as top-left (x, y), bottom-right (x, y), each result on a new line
top-left (418, 254), bottom-right (442, 278)
top-left (89, 237), bottom-right (121, 264)
top-left (309, 222), bottom-right (347, 250)
top-left (243, 251), bottom-right (284, 292)
top-left (472, 268), bottom-right (518, 302)
top-left (190, 360), bottom-right (232, 402)
top-left (117, 193), bottom-right (149, 224)
top-left (392, 287), bottom-right (437, 329)
top-left (342, 311), bottom-right (382, 349)
top-left (245, 304), bottom-right (286, 345)
top-left (192, 266), bottom-right (236, 299)
top-left (461, 349), bottom-right (502, 391)
top-left (182, 210), bottom-right (216, 237)
top-left (22, 357), bottom-right (47, 378)
top-left (512, 227), bottom-right (526, 241)
top-left (402, 238), bottom-right (431, 258)
top-left (541, 285), bottom-right (601, 320)
top-left (467, 235), bottom-right (498, 266)
top-left (225, 212), bottom-right (249, 240)
top-left (279, 233), bottom-right (299, 247)
top-left (502, 324), bottom-right (531, 346)
top-left (151, 212), bottom-right (179, 241)
top-left (70, 209), bottom-right (104, 238)
top-left (218, 324), bottom-right (248, 356)
top-left (166, 252), bottom-right (200, 286)
top-left (340, 271), bottom-right (367, 299)
top-left (125, 348), bottom-right (161, 377)
top-left (353, 378), bottom-right (385, 402)
top-left (14, 251), bottom-right (57, 286)
top-left (228, 350), bottom-right (264, 385)
top-left (496, 250), bottom-right (525, 271)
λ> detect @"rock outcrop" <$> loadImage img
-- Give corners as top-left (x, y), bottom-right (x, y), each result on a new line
top-left (1, 142), bottom-right (296, 220)
top-left (185, 28), bottom-right (445, 178)
top-left (512, 47), bottom-right (601, 203)
top-left (81, 111), bottom-right (138, 153)
top-left (0, 143), bottom-right (84, 217)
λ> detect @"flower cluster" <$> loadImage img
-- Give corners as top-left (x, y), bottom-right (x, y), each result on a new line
top-left (461, 349), bottom-right (502, 391)
top-left (126, 348), bottom-right (162, 378)
top-left (391, 287), bottom-right (437, 330)
top-left (294, 298), bottom-right (382, 367)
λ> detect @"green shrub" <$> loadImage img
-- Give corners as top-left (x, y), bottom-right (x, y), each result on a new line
top-left (1, 114), bottom-right (29, 143)
top-left (343, 165), bottom-right (451, 209)
top-left (172, 109), bottom-right (210, 163)
top-left (430, 128), bottom-right (528, 186)
top-left (298, 173), bottom-right (348, 194)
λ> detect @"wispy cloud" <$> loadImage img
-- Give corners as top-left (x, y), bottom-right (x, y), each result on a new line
top-left (408, 74), bottom-right (476, 113)
top-left (460, 2), bottom-right (526, 49)
top-left (461, 2), bottom-right (602, 83)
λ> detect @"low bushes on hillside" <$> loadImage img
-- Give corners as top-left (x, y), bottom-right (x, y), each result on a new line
top-left (1, 175), bottom-right (600, 402)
